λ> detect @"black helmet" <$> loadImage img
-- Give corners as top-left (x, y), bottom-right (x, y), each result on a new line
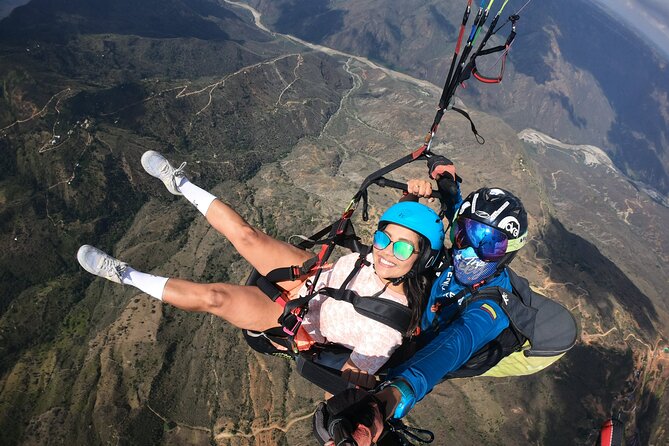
top-left (454, 187), bottom-right (528, 267)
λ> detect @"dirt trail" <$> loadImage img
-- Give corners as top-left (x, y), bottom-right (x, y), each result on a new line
top-left (1, 87), bottom-right (72, 133)
top-left (147, 403), bottom-right (212, 434)
top-left (214, 412), bottom-right (313, 440)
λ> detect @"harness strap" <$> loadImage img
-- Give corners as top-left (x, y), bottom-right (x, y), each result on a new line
top-left (441, 286), bottom-right (471, 308)
top-left (265, 256), bottom-right (320, 283)
top-left (256, 276), bottom-right (288, 305)
top-left (317, 286), bottom-right (413, 335)
top-left (430, 276), bottom-right (490, 331)
top-left (451, 106), bottom-right (485, 144)
top-left (340, 248), bottom-right (372, 288)
top-left (278, 247), bottom-right (413, 336)
top-left (280, 247), bottom-right (372, 334)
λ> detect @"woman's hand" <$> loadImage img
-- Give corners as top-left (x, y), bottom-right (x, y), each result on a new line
top-left (341, 359), bottom-right (377, 390)
top-left (341, 368), bottom-right (377, 390)
top-left (406, 179), bottom-right (436, 201)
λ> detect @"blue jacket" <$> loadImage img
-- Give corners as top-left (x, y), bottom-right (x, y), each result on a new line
top-left (388, 267), bottom-right (511, 406)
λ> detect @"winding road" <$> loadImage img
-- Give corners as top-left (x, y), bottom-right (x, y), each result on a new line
top-left (223, 0), bottom-right (438, 93)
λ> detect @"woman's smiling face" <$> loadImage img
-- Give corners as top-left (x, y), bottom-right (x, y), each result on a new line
top-left (372, 223), bottom-right (421, 280)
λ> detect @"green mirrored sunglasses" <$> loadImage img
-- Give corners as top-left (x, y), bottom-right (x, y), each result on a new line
top-left (373, 230), bottom-right (416, 261)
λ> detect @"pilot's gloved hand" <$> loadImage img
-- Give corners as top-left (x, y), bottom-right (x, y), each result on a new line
top-left (427, 155), bottom-right (457, 181)
top-left (427, 155), bottom-right (460, 217)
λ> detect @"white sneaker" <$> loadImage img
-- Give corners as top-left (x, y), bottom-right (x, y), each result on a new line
top-left (77, 245), bottom-right (128, 284)
top-left (141, 150), bottom-right (187, 195)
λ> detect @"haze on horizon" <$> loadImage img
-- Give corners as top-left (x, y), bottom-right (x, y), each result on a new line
top-left (591, 0), bottom-right (669, 59)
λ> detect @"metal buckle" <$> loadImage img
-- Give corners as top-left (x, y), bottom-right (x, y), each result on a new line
top-left (282, 309), bottom-right (304, 336)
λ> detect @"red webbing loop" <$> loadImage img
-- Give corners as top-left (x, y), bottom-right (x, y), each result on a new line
top-left (472, 46), bottom-right (509, 84)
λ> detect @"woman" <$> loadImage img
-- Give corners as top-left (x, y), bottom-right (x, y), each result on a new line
top-left (77, 151), bottom-right (444, 375)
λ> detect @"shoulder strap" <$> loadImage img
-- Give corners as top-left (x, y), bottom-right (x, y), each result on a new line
top-left (317, 286), bottom-right (413, 334)
top-left (465, 286), bottom-right (536, 338)
top-left (281, 246), bottom-right (370, 316)
top-left (281, 247), bottom-right (412, 336)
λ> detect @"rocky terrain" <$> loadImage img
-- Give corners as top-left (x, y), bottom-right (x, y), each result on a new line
top-left (0, 0), bottom-right (667, 445)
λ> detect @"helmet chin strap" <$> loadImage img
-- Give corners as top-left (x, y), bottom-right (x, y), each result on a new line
top-left (391, 269), bottom-right (415, 286)
top-left (495, 251), bottom-right (517, 273)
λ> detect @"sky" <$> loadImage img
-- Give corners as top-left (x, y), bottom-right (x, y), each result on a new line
top-left (591, 0), bottom-right (669, 59)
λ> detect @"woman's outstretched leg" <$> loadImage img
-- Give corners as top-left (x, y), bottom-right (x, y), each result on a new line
top-left (77, 245), bottom-right (282, 331)
top-left (161, 279), bottom-right (281, 331)
top-left (78, 245), bottom-right (169, 298)
top-left (141, 151), bottom-right (312, 288)
top-left (201, 200), bottom-right (313, 277)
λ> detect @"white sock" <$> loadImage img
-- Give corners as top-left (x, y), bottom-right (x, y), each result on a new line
top-left (177, 177), bottom-right (217, 216)
top-left (121, 267), bottom-right (169, 301)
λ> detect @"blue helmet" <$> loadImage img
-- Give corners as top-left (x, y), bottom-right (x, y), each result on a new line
top-left (378, 201), bottom-right (445, 270)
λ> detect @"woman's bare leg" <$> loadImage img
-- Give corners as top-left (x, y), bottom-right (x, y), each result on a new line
top-left (77, 245), bottom-right (284, 331)
top-left (141, 150), bottom-right (312, 288)
top-left (203, 200), bottom-right (313, 278)
top-left (162, 278), bottom-right (284, 331)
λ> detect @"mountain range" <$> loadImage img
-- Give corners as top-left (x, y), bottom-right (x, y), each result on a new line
top-left (249, 0), bottom-right (669, 198)
top-left (0, 1), bottom-right (667, 445)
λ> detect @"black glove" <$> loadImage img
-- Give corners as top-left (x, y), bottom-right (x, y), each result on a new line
top-left (426, 155), bottom-right (456, 181)
top-left (435, 175), bottom-right (458, 201)
top-left (313, 388), bottom-right (385, 446)
top-left (427, 156), bottom-right (460, 218)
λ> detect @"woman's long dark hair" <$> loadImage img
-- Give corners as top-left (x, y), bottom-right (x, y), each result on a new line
top-left (402, 235), bottom-right (434, 335)
top-left (377, 222), bottom-right (436, 335)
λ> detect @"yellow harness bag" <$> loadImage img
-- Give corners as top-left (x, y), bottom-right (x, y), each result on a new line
top-left (447, 269), bottom-right (579, 379)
